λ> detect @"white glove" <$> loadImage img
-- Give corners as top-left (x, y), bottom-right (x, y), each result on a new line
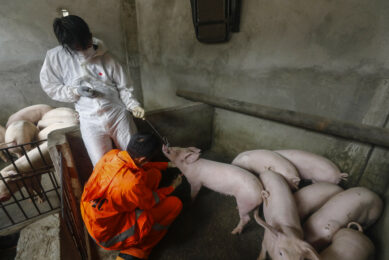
top-left (132, 106), bottom-right (145, 119)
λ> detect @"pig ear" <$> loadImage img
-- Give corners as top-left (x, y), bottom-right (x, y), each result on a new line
top-left (253, 209), bottom-right (278, 238)
top-left (188, 147), bottom-right (201, 153)
top-left (300, 241), bottom-right (320, 260)
top-left (184, 151), bottom-right (200, 164)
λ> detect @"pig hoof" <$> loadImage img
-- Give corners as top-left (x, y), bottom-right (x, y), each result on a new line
top-left (231, 228), bottom-right (242, 235)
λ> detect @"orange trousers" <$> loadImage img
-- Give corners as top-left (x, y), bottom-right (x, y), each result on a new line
top-left (117, 169), bottom-right (182, 259)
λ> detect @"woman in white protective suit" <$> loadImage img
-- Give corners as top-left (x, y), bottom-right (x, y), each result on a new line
top-left (40, 15), bottom-right (145, 166)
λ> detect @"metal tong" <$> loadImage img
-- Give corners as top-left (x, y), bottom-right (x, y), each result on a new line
top-left (143, 118), bottom-right (170, 148)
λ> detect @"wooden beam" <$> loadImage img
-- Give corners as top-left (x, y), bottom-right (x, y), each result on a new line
top-left (176, 89), bottom-right (389, 148)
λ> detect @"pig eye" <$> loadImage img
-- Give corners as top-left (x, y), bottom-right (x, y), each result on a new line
top-left (279, 252), bottom-right (283, 256)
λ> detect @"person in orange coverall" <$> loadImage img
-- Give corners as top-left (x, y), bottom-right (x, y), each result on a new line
top-left (80, 133), bottom-right (183, 260)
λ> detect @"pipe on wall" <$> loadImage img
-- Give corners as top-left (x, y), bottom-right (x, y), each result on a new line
top-left (177, 89), bottom-right (389, 148)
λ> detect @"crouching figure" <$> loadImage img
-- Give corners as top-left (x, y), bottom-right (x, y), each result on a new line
top-left (80, 133), bottom-right (182, 260)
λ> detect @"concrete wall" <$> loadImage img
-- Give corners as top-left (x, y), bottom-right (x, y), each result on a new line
top-left (136, 0), bottom-right (389, 193)
top-left (0, 0), bottom-right (133, 125)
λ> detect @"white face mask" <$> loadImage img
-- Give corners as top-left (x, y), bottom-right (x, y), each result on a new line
top-left (77, 45), bottom-right (96, 59)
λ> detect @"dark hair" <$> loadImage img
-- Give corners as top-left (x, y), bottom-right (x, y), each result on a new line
top-left (126, 134), bottom-right (160, 159)
top-left (53, 15), bottom-right (92, 52)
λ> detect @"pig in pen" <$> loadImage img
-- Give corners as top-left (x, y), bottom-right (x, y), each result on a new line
top-left (0, 139), bottom-right (61, 234)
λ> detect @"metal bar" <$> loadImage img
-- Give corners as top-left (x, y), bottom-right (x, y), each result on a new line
top-left (177, 89), bottom-right (389, 148)
top-left (50, 169), bottom-right (60, 188)
top-left (17, 174), bottom-right (41, 215)
top-left (1, 187), bottom-right (60, 207)
top-left (0, 173), bottom-right (28, 219)
top-left (47, 170), bottom-right (61, 200)
top-left (14, 179), bottom-right (26, 199)
top-left (0, 200), bottom-right (15, 225)
top-left (36, 142), bottom-right (50, 167)
top-left (0, 140), bottom-right (46, 151)
top-left (4, 149), bottom-right (21, 174)
top-left (144, 119), bottom-right (169, 146)
top-left (32, 172), bottom-right (55, 211)
top-left (60, 153), bottom-right (88, 259)
top-left (20, 145), bottom-right (35, 171)
top-left (0, 209), bottom-right (60, 236)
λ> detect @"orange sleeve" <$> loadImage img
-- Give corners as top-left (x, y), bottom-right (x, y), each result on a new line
top-left (124, 183), bottom-right (174, 211)
top-left (143, 162), bottom-right (168, 171)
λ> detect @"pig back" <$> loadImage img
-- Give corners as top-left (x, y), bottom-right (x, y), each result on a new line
top-left (320, 228), bottom-right (375, 260)
top-left (232, 149), bottom-right (300, 190)
top-left (275, 149), bottom-right (346, 184)
top-left (303, 187), bottom-right (383, 250)
top-left (41, 107), bottom-right (78, 120)
top-left (191, 159), bottom-right (263, 200)
top-left (260, 170), bottom-right (302, 232)
top-left (294, 182), bottom-right (343, 220)
top-left (6, 104), bottom-right (53, 127)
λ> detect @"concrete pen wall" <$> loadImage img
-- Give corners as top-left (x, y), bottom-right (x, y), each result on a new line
top-left (135, 0), bottom-right (389, 192)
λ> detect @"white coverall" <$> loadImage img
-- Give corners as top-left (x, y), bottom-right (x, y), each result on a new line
top-left (40, 38), bottom-right (140, 166)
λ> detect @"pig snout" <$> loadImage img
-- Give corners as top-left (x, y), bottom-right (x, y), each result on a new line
top-left (0, 181), bottom-right (11, 202)
top-left (0, 192), bottom-right (11, 202)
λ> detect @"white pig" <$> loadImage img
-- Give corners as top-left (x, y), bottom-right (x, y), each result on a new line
top-left (320, 222), bottom-right (375, 260)
top-left (37, 107), bottom-right (79, 130)
top-left (40, 107), bottom-right (78, 121)
top-left (0, 142), bottom-right (50, 202)
top-left (38, 122), bottom-right (79, 140)
top-left (5, 120), bottom-right (39, 157)
top-left (162, 145), bottom-right (263, 234)
top-left (294, 182), bottom-right (343, 220)
top-left (303, 187), bottom-right (383, 251)
top-left (6, 104), bottom-right (53, 127)
top-left (275, 149), bottom-right (348, 184)
top-left (37, 116), bottom-right (79, 130)
top-left (232, 150), bottom-right (300, 190)
top-left (0, 125), bottom-right (8, 162)
top-left (253, 170), bottom-right (319, 260)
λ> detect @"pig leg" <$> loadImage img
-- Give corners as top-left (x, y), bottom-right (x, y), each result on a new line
top-left (0, 151), bottom-right (8, 162)
top-left (188, 180), bottom-right (202, 201)
top-left (231, 199), bottom-right (254, 234)
top-left (31, 175), bottom-right (45, 203)
top-left (258, 240), bottom-right (267, 260)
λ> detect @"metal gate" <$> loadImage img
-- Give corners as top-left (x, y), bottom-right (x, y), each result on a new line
top-left (0, 140), bottom-right (61, 235)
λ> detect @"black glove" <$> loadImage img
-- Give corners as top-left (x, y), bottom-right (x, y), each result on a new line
top-left (77, 86), bottom-right (96, 97)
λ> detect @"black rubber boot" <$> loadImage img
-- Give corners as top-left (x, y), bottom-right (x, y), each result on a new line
top-left (117, 252), bottom-right (143, 260)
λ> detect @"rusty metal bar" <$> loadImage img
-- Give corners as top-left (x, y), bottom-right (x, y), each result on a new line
top-left (177, 89), bottom-right (389, 148)
top-left (60, 152), bottom-right (88, 259)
